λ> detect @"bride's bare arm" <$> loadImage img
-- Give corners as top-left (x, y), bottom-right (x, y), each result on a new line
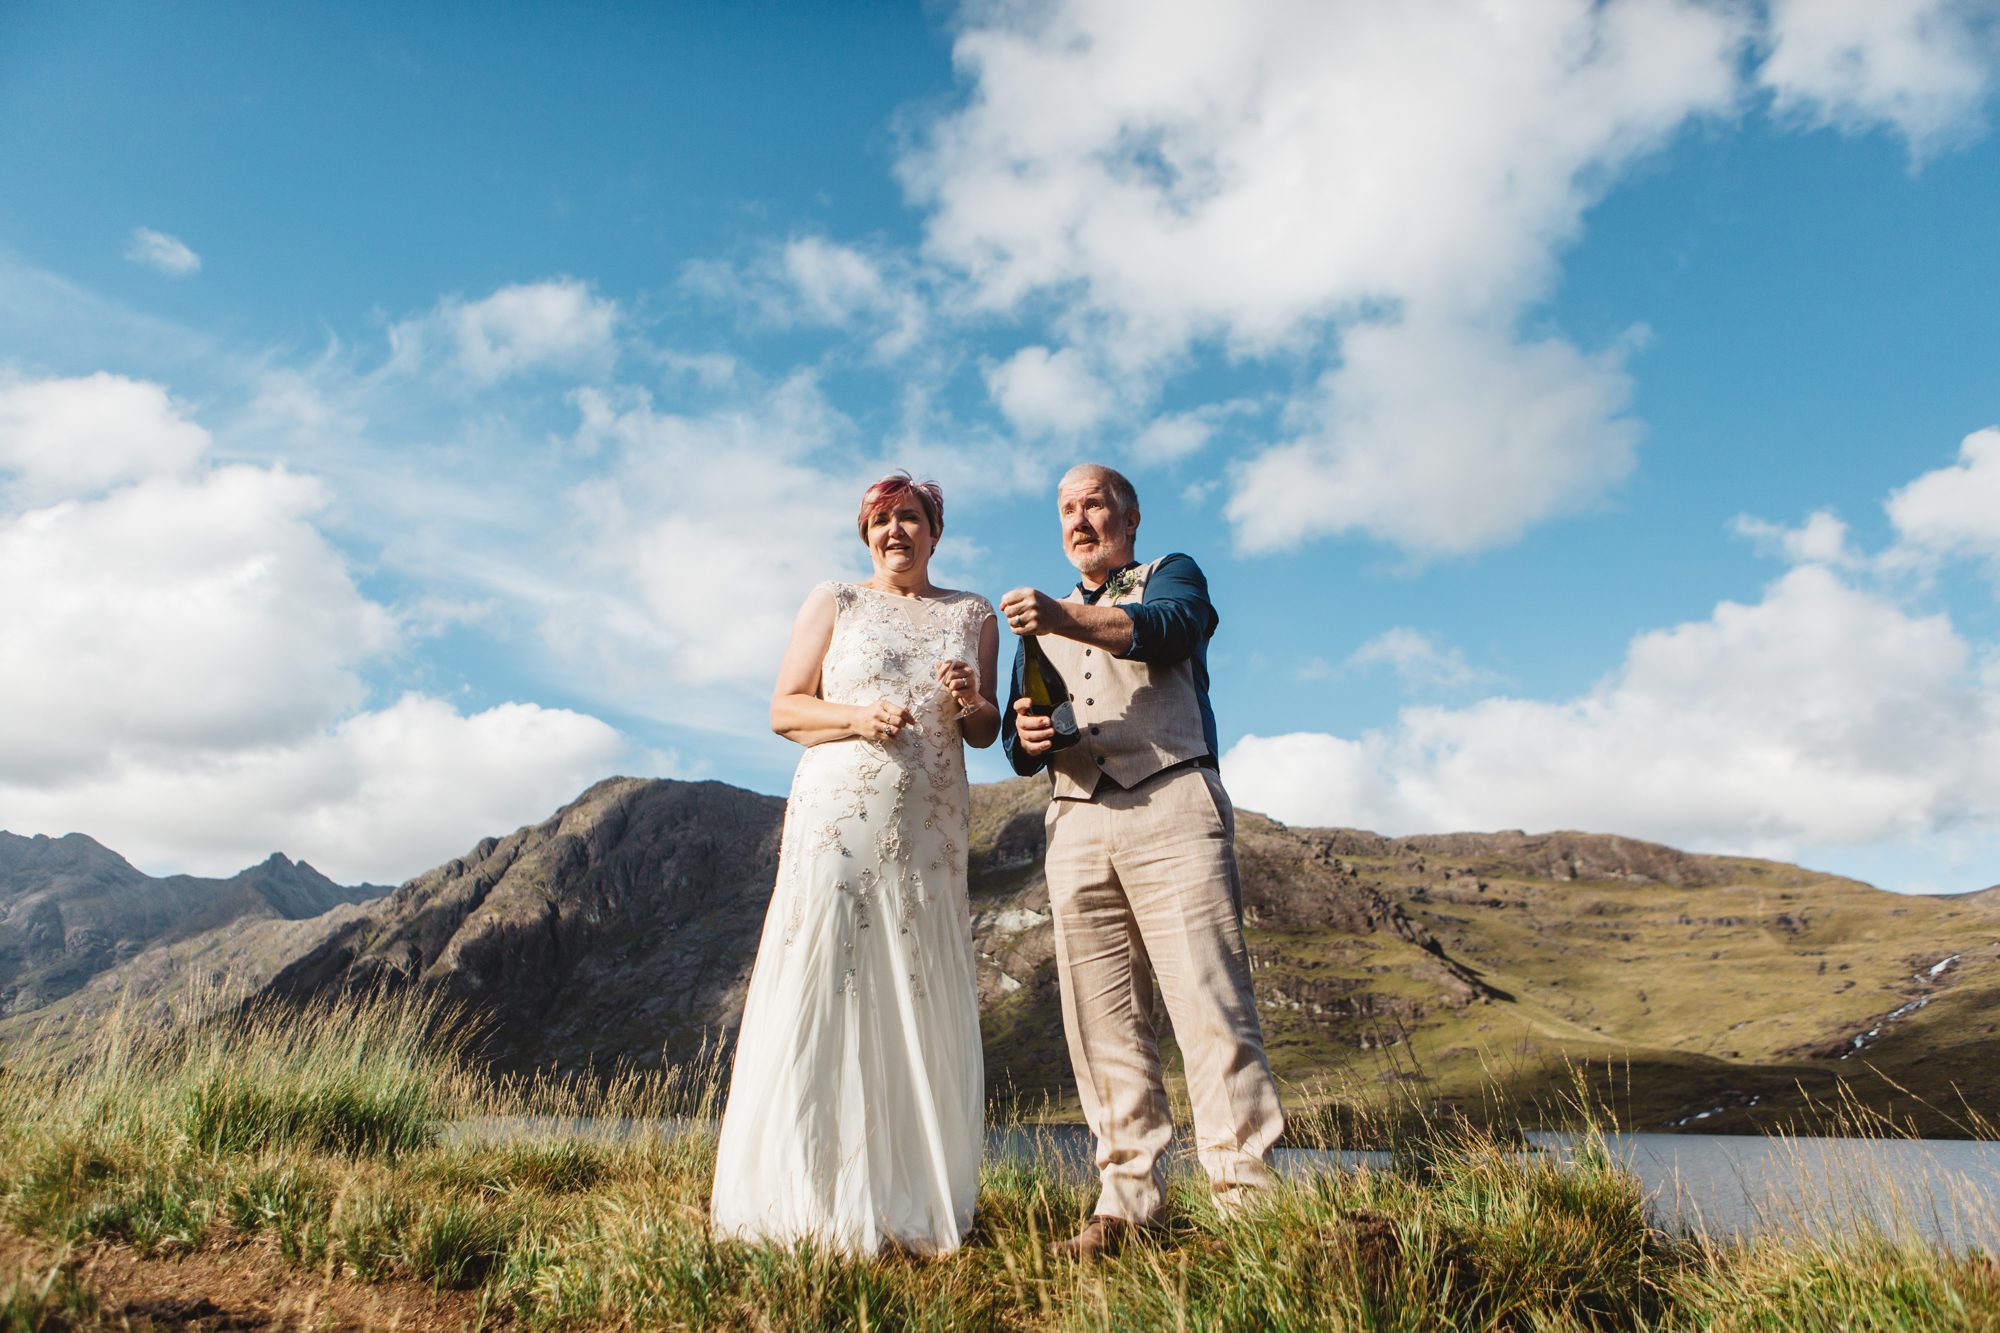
top-left (770, 587), bottom-right (912, 746)
top-left (958, 612), bottom-right (1002, 749)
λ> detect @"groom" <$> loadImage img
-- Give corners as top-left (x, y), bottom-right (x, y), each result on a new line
top-left (1001, 463), bottom-right (1284, 1258)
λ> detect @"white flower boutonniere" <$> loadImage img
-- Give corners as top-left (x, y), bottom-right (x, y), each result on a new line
top-left (1102, 567), bottom-right (1141, 601)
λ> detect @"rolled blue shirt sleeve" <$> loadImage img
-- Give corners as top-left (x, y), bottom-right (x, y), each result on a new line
top-left (1116, 553), bottom-right (1218, 666)
top-left (998, 638), bottom-right (1047, 775)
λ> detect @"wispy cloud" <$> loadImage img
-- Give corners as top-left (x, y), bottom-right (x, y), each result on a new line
top-left (1228, 432), bottom-right (2000, 867)
top-left (1344, 628), bottom-right (1501, 692)
top-left (123, 227), bottom-right (201, 276)
top-left (1759, 0), bottom-right (1997, 157)
top-left (682, 236), bottom-right (931, 364)
top-left (387, 278), bottom-right (620, 384)
top-left (983, 345), bottom-right (1115, 438)
top-left (1733, 509), bottom-right (1865, 570)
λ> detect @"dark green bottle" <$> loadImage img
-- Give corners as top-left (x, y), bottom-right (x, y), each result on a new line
top-left (1020, 636), bottom-right (1082, 751)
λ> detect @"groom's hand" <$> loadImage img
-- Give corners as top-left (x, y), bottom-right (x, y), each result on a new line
top-left (1000, 587), bottom-right (1063, 637)
top-left (1011, 698), bottom-right (1056, 754)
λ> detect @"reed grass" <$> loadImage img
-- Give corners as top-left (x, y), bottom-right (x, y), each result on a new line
top-left (0, 991), bottom-right (1993, 1330)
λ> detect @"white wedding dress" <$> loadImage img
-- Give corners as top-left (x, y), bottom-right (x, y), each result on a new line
top-left (711, 582), bottom-right (991, 1255)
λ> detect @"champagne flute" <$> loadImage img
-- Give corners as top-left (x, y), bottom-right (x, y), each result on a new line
top-left (926, 617), bottom-right (981, 722)
top-left (936, 663), bottom-right (981, 721)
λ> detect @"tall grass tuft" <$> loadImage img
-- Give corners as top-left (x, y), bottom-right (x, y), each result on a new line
top-left (0, 1260), bottom-right (101, 1332)
top-left (0, 984), bottom-right (1995, 1329)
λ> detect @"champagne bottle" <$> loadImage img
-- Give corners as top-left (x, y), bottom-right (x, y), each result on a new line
top-left (1020, 635), bottom-right (1082, 751)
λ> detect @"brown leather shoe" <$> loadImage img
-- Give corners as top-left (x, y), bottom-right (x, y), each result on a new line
top-left (1050, 1214), bottom-right (1135, 1261)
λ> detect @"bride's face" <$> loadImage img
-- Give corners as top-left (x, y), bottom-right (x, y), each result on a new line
top-left (865, 500), bottom-right (936, 578)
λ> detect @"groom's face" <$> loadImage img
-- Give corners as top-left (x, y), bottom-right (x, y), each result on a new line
top-left (1059, 476), bottom-right (1137, 577)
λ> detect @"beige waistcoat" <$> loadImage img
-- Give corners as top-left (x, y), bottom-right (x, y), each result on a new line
top-left (1038, 557), bottom-right (1211, 800)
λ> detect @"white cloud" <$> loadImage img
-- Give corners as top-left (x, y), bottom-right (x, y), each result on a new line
top-left (0, 253), bottom-right (219, 376)
top-left (1760, 0), bottom-right (1996, 154)
top-left (906, 0), bottom-right (1743, 555)
top-left (1225, 564), bottom-right (2000, 858)
top-left (680, 239), bottom-right (929, 363)
top-left (1346, 627), bottom-right (1497, 691)
top-left (243, 367), bottom-right (365, 440)
top-left (1227, 315), bottom-right (1641, 556)
top-left (1130, 412), bottom-right (1214, 464)
top-left (781, 237), bottom-right (927, 359)
top-left (393, 279), bottom-right (619, 383)
top-left (549, 373), bottom-right (1040, 711)
top-left (0, 695), bottom-right (629, 884)
top-left (785, 237), bottom-right (889, 322)
top-left (0, 462), bottom-right (392, 782)
top-left (561, 376), bottom-right (870, 692)
top-left (1885, 426), bottom-right (2000, 562)
top-left (0, 372), bottom-right (211, 502)
top-left (0, 371), bottom-right (636, 882)
top-left (123, 227), bottom-right (201, 276)
top-left (907, 0), bottom-right (1745, 336)
top-left (985, 345), bottom-right (1115, 436)
top-left (1128, 399), bottom-right (1262, 467)
top-left (653, 349), bottom-right (740, 389)
top-left (1732, 507), bottom-right (1863, 568)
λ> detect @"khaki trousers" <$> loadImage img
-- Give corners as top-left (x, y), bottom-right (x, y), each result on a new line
top-left (1044, 764), bottom-right (1284, 1223)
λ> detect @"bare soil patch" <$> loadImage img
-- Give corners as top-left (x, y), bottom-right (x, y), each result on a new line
top-left (0, 1227), bottom-right (503, 1331)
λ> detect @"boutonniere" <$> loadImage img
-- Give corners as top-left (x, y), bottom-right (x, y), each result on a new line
top-left (1102, 567), bottom-right (1141, 601)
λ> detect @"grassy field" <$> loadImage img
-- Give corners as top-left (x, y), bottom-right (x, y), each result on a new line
top-left (960, 775), bottom-right (2000, 1141)
top-left (0, 993), bottom-right (1995, 1330)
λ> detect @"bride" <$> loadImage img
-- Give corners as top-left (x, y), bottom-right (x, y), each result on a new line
top-left (711, 471), bottom-right (999, 1255)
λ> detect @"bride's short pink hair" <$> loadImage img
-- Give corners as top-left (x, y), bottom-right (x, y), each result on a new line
top-left (857, 471), bottom-right (944, 541)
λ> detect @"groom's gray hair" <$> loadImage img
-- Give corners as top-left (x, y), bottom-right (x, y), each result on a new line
top-left (1061, 463), bottom-right (1139, 515)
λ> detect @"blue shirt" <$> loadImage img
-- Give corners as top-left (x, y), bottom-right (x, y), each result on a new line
top-left (1000, 552), bottom-right (1220, 779)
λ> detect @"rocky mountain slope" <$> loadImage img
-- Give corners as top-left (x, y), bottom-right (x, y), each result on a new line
top-left (0, 831), bottom-right (384, 1018)
top-left (6, 778), bottom-right (1996, 1134)
top-left (0, 781), bottom-right (784, 1072)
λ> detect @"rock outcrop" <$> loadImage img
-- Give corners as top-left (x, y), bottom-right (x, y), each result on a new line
top-left (259, 778), bottom-right (785, 1071)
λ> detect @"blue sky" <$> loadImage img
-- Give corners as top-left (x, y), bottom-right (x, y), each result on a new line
top-left (2, 0), bottom-right (1998, 891)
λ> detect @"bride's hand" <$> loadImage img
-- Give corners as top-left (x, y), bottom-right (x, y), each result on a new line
top-left (935, 658), bottom-right (981, 711)
top-left (853, 698), bottom-right (914, 742)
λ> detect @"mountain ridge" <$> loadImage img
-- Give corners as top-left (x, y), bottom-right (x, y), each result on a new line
top-left (5, 779), bottom-right (1995, 1134)
top-left (0, 828), bottom-right (387, 1017)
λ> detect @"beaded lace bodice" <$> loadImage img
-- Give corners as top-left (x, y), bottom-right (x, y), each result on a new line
top-left (816, 583), bottom-right (992, 716)
top-left (777, 583), bottom-right (994, 960)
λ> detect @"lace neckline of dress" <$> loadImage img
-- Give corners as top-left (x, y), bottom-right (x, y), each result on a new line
top-left (848, 581), bottom-right (970, 606)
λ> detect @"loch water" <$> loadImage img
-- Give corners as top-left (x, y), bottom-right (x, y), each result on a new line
top-left (454, 1119), bottom-right (2000, 1251)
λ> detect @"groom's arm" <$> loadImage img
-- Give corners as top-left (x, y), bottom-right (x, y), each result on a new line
top-left (998, 596), bottom-right (1139, 655)
top-left (999, 555), bottom-right (1217, 663)
top-left (1115, 552), bottom-right (1217, 666)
